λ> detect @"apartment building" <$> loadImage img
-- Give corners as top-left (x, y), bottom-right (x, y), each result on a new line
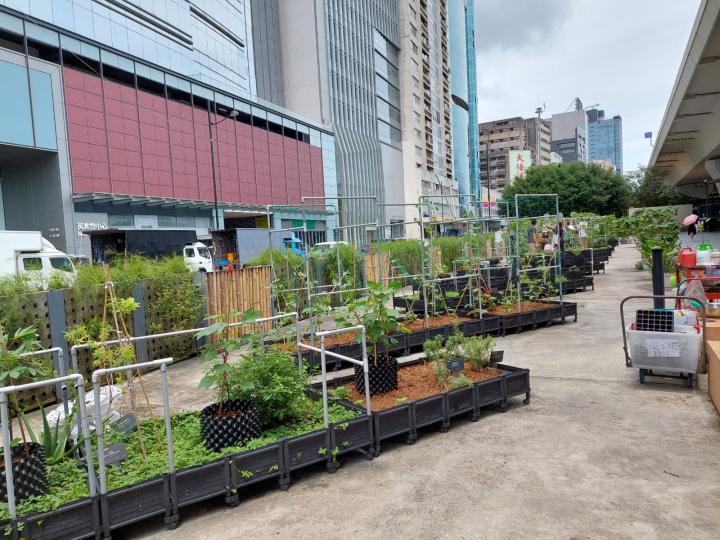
top-left (479, 117), bottom-right (529, 190)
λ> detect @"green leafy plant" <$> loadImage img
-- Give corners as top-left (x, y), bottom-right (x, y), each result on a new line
top-left (196, 308), bottom-right (261, 416)
top-left (335, 280), bottom-right (408, 362)
top-left (227, 347), bottom-right (310, 426)
top-left (449, 373), bottom-right (473, 390)
top-left (0, 325), bottom-right (50, 450)
top-left (462, 335), bottom-right (494, 371)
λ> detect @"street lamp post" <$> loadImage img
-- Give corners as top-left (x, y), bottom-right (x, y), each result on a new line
top-left (207, 106), bottom-right (239, 229)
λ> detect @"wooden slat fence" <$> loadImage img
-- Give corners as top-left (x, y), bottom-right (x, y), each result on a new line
top-left (205, 266), bottom-right (272, 336)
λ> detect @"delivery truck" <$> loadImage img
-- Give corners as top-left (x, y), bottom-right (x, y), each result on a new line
top-left (210, 228), bottom-right (305, 268)
top-left (0, 230), bottom-right (76, 286)
top-left (85, 229), bottom-right (213, 272)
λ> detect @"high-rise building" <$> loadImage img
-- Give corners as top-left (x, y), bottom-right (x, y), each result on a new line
top-left (479, 117), bottom-right (529, 190)
top-left (525, 116), bottom-right (552, 165)
top-left (400, 0), bottom-right (455, 222)
top-left (587, 109), bottom-right (623, 173)
top-left (448, 0), bottom-right (479, 210)
top-left (265, 0), bottom-right (455, 238)
top-left (551, 99), bottom-right (588, 164)
top-left (0, 2), bottom-right (338, 255)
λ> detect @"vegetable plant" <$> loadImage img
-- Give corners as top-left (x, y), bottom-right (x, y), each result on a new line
top-left (335, 280), bottom-right (408, 363)
top-left (196, 308), bottom-right (261, 416)
top-left (0, 326), bottom-right (50, 450)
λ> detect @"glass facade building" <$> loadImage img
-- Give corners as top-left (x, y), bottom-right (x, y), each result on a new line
top-left (587, 110), bottom-right (623, 172)
top-left (0, 0), bottom-right (256, 96)
top-left (0, 5), bottom-right (337, 255)
top-left (448, 0), bottom-right (479, 208)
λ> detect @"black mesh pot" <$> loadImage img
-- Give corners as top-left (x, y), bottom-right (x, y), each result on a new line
top-left (200, 399), bottom-right (262, 452)
top-left (0, 442), bottom-right (48, 503)
top-left (354, 352), bottom-right (398, 395)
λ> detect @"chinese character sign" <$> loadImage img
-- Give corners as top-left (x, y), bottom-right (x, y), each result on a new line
top-left (508, 150), bottom-right (532, 182)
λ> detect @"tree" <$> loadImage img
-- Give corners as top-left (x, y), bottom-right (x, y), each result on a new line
top-left (502, 162), bottom-right (632, 217)
top-left (627, 166), bottom-right (695, 208)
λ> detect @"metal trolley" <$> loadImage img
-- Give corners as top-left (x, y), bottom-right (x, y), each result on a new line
top-left (620, 295), bottom-right (707, 387)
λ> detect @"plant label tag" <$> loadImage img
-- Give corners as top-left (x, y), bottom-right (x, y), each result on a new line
top-left (110, 412), bottom-right (137, 434)
top-left (104, 443), bottom-right (127, 465)
top-left (446, 357), bottom-right (464, 373)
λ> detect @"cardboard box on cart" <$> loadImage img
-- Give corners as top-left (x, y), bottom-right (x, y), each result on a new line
top-left (706, 340), bottom-right (720, 415)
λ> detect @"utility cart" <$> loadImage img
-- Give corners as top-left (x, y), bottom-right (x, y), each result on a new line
top-left (620, 295), bottom-right (706, 387)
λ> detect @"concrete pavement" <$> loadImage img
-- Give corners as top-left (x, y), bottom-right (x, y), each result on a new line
top-left (119, 244), bottom-right (720, 540)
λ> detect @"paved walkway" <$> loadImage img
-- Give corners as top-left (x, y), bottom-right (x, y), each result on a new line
top-left (122, 245), bottom-right (720, 539)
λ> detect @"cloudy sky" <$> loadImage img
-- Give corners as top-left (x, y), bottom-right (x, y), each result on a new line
top-left (474, 0), bottom-right (701, 173)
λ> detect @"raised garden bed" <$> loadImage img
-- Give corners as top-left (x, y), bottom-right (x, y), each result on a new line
top-left (92, 398), bottom-right (367, 536)
top-left (334, 359), bottom-right (530, 455)
top-left (402, 315), bottom-right (472, 351)
top-left (487, 301), bottom-right (577, 334)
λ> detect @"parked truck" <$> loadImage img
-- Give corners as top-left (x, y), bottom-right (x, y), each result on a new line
top-left (210, 228), bottom-right (305, 268)
top-left (0, 230), bottom-right (76, 286)
top-left (85, 229), bottom-right (213, 272)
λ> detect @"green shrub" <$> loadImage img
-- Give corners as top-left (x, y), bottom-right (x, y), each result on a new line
top-left (228, 347), bottom-right (310, 426)
top-left (374, 239), bottom-right (422, 276)
top-left (431, 237), bottom-right (463, 270)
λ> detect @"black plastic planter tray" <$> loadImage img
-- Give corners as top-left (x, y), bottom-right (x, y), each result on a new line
top-left (101, 475), bottom-right (173, 535)
top-left (498, 364), bottom-right (531, 408)
top-left (1, 496), bottom-right (101, 540)
top-left (370, 363), bottom-right (530, 455)
top-left (230, 442), bottom-right (285, 492)
top-left (174, 456), bottom-right (232, 510)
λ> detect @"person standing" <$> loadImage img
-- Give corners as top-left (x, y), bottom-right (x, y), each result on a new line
top-left (527, 219), bottom-right (537, 252)
top-left (578, 221), bottom-right (588, 249)
top-left (688, 220), bottom-right (698, 240)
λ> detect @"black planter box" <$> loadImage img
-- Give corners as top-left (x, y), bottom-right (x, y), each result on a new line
top-left (174, 457), bottom-right (230, 509)
top-left (230, 442), bottom-right (285, 490)
top-left (498, 364), bottom-right (531, 408)
top-left (1, 496), bottom-right (101, 540)
top-left (284, 429), bottom-right (332, 473)
top-left (406, 328), bottom-right (427, 349)
top-left (333, 415), bottom-right (374, 456)
top-left (447, 385), bottom-right (475, 418)
top-left (101, 475), bottom-right (172, 535)
top-left (371, 363), bottom-right (530, 455)
top-left (475, 376), bottom-right (504, 409)
top-left (414, 394), bottom-right (447, 430)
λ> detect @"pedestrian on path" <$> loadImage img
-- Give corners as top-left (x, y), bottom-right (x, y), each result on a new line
top-left (688, 221), bottom-right (698, 240)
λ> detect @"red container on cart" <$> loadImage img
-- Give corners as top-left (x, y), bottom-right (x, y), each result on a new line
top-left (678, 247), bottom-right (697, 267)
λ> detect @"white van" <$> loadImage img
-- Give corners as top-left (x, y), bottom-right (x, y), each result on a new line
top-left (183, 242), bottom-right (213, 272)
top-left (0, 231), bottom-right (76, 287)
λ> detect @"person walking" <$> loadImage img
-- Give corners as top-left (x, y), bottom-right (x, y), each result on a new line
top-left (688, 220), bottom-right (698, 241)
top-left (553, 221), bottom-right (565, 252)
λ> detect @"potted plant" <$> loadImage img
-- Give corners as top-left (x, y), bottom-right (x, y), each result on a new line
top-left (0, 326), bottom-right (52, 503)
top-left (195, 309), bottom-right (262, 452)
top-left (336, 281), bottom-right (408, 395)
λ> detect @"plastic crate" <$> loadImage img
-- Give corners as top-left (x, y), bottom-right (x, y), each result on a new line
top-left (635, 309), bottom-right (674, 332)
top-left (626, 324), bottom-right (702, 373)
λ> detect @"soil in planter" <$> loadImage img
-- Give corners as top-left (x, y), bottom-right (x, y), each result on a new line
top-left (0, 443), bottom-right (48, 503)
top-left (343, 362), bottom-right (502, 412)
top-left (401, 314), bottom-right (471, 332)
top-left (200, 399), bottom-right (262, 452)
top-left (487, 301), bottom-right (553, 316)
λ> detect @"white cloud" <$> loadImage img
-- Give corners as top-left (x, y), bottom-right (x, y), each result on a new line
top-left (474, 0), bottom-right (700, 172)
